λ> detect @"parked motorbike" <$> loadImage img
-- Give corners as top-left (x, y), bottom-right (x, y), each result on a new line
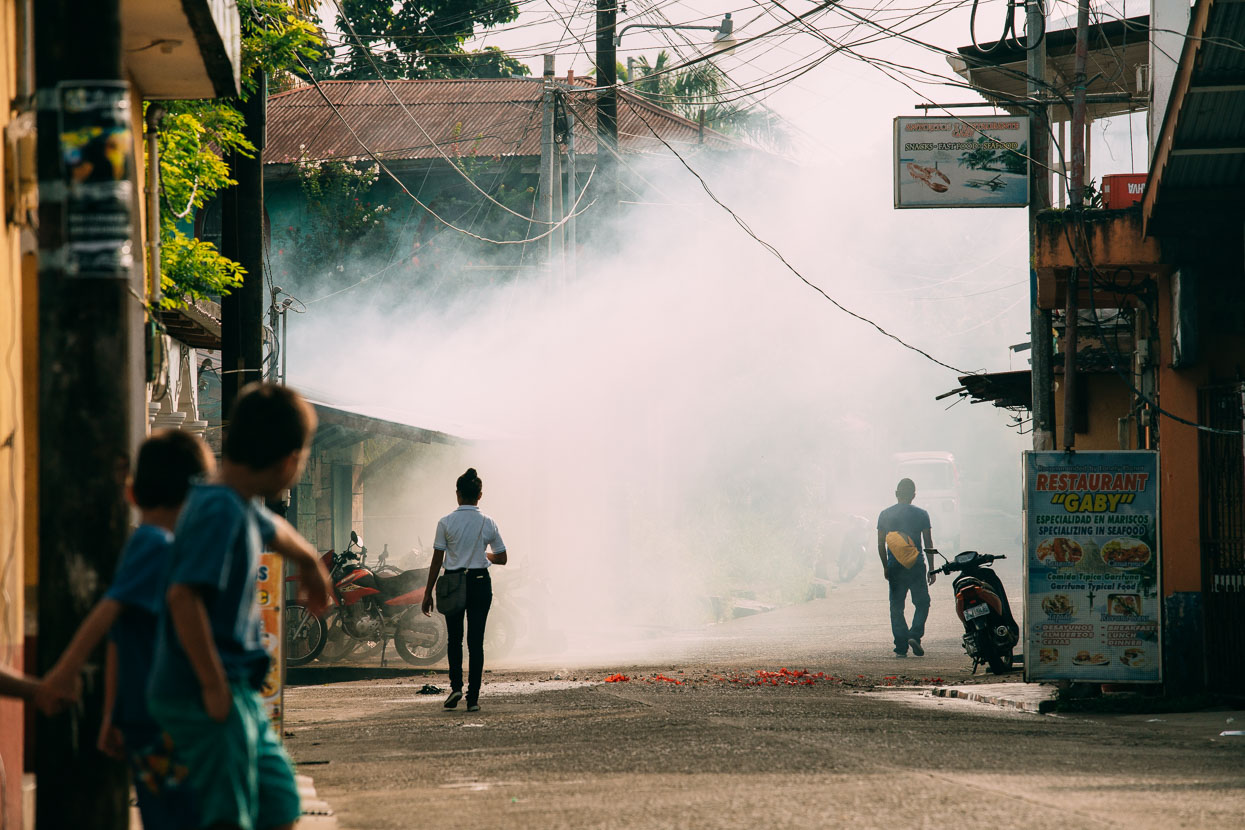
top-left (285, 532), bottom-right (448, 667)
top-left (836, 514), bottom-right (870, 583)
top-left (933, 550), bottom-right (1020, 674)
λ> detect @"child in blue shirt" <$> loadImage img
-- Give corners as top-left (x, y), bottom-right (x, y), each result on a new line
top-left (43, 429), bottom-right (215, 830)
top-left (149, 383), bottom-right (332, 830)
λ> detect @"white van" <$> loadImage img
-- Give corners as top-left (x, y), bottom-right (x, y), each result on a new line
top-left (892, 452), bottom-right (961, 553)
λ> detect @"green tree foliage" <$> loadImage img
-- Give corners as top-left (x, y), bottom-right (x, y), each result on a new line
top-left (621, 51), bottom-right (787, 150)
top-left (327, 0), bottom-right (528, 80)
top-left (156, 0), bottom-right (323, 306)
top-left (156, 102), bottom-right (252, 305)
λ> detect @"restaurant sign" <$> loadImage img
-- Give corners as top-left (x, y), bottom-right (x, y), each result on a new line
top-left (894, 116), bottom-right (1029, 208)
top-left (1023, 451), bottom-right (1161, 683)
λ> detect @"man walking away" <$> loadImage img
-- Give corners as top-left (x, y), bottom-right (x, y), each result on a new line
top-left (877, 478), bottom-right (936, 658)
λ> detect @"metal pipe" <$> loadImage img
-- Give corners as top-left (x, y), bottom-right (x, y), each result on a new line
top-left (145, 103), bottom-right (166, 305)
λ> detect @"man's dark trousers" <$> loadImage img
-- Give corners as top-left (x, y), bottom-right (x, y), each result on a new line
top-left (888, 562), bottom-right (930, 654)
top-left (444, 570), bottom-right (492, 704)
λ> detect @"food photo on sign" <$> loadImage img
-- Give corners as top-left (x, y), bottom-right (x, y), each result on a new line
top-left (893, 116), bottom-right (1030, 209)
top-left (1022, 452), bottom-right (1161, 684)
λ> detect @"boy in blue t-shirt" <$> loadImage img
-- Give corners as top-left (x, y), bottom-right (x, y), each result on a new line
top-left (43, 429), bottom-right (215, 830)
top-left (149, 383), bottom-right (332, 830)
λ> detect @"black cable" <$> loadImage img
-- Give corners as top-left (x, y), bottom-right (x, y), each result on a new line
top-left (628, 104), bottom-right (974, 377)
top-left (969, 0), bottom-right (1039, 54)
top-left (1058, 211), bottom-right (1243, 436)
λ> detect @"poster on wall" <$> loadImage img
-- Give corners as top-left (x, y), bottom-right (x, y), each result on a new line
top-left (1023, 451), bottom-right (1161, 684)
top-left (894, 116), bottom-right (1030, 208)
top-left (256, 553), bottom-right (284, 735)
top-left (57, 81), bottom-right (135, 276)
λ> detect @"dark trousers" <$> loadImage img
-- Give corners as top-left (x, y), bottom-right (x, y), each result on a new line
top-left (888, 562), bottom-right (930, 653)
top-left (444, 570), bottom-right (492, 702)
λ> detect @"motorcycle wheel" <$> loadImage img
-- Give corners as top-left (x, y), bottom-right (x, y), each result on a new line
top-left (987, 649), bottom-right (1015, 675)
top-left (393, 617), bottom-right (448, 666)
top-left (284, 602), bottom-right (328, 667)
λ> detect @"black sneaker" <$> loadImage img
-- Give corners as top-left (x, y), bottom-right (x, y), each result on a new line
top-left (893, 650), bottom-right (907, 658)
top-left (908, 638), bottom-right (924, 657)
top-left (444, 690), bottom-right (463, 709)
top-left (466, 702), bottom-right (480, 713)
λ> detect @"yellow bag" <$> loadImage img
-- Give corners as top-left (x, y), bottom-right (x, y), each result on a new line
top-left (885, 531), bottom-right (921, 569)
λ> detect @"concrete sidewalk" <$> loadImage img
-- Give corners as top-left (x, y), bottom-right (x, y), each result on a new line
top-left (297, 774), bottom-right (338, 828)
top-left (928, 681), bottom-right (1056, 713)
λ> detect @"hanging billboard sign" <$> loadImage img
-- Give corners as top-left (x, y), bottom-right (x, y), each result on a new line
top-left (894, 116), bottom-right (1030, 208)
top-left (1023, 451), bottom-right (1162, 684)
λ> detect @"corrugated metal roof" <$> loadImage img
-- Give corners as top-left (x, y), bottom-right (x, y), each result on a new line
top-left (950, 15), bottom-right (1150, 123)
top-left (264, 77), bottom-right (744, 166)
top-left (1145, 0), bottom-right (1245, 234)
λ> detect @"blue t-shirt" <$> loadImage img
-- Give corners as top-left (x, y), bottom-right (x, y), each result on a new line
top-left (150, 484), bottom-right (277, 700)
top-left (104, 524), bottom-right (174, 735)
top-left (877, 502), bottom-right (932, 567)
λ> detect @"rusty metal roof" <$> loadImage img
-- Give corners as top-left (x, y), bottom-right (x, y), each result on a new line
top-left (264, 77), bottom-right (744, 165)
top-left (1144, 0), bottom-right (1245, 236)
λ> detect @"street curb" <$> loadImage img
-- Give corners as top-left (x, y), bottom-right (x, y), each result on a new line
top-left (929, 685), bottom-right (1053, 713)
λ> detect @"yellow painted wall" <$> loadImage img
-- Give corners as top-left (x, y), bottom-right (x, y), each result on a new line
top-left (1052, 372), bottom-right (1136, 450)
top-left (0, 0), bottom-right (31, 826)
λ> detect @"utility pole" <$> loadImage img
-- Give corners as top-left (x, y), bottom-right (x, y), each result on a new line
top-left (595, 0), bottom-right (619, 217)
top-left (562, 79), bottom-right (578, 283)
top-left (34, 0), bottom-right (133, 824)
top-left (1063, 0), bottom-right (1091, 450)
top-left (221, 70), bottom-right (267, 415)
top-left (539, 55), bottom-right (556, 282)
top-left (268, 285), bottom-right (281, 383)
top-left (1028, 0), bottom-right (1055, 450)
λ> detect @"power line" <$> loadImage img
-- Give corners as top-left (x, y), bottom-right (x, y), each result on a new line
top-left (331, 0), bottom-right (567, 225)
top-left (628, 103), bottom-right (975, 376)
top-left (293, 52), bottom-right (595, 246)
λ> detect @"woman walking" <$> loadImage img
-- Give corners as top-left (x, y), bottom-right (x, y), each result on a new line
top-left (421, 468), bottom-right (508, 712)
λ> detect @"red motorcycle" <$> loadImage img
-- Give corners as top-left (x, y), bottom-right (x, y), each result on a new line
top-left (285, 532), bottom-right (447, 667)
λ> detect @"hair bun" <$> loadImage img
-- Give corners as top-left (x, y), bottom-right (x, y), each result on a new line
top-left (465, 467), bottom-right (478, 479)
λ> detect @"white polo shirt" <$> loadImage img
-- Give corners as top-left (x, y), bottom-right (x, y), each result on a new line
top-left (434, 505), bottom-right (506, 570)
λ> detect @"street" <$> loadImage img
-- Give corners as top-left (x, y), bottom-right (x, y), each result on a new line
top-left (284, 572), bottom-right (1245, 829)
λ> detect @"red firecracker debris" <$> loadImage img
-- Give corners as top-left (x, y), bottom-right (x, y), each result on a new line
top-left (603, 674), bottom-right (630, 683)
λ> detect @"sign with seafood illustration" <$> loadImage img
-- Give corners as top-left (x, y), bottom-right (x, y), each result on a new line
top-left (1023, 451), bottom-right (1161, 683)
top-left (893, 116), bottom-right (1030, 208)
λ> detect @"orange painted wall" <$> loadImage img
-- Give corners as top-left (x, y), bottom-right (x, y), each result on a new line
top-left (1155, 272), bottom-right (1206, 596)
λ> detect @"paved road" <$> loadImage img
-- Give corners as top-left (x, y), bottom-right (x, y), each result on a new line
top-left (285, 575), bottom-right (1245, 829)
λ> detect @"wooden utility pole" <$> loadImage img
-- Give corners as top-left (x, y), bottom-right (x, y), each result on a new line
top-left (561, 76), bottom-right (579, 283)
top-left (1063, 0), bottom-right (1092, 450)
top-left (540, 55), bottom-right (556, 278)
top-left (34, 0), bottom-right (133, 824)
top-left (595, 0), bottom-right (619, 216)
top-left (221, 70), bottom-right (267, 416)
top-left (1028, 0), bottom-right (1055, 450)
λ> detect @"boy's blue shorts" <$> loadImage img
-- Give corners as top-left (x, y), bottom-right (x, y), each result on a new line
top-left (149, 684), bottom-right (300, 830)
top-left (126, 728), bottom-right (198, 830)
